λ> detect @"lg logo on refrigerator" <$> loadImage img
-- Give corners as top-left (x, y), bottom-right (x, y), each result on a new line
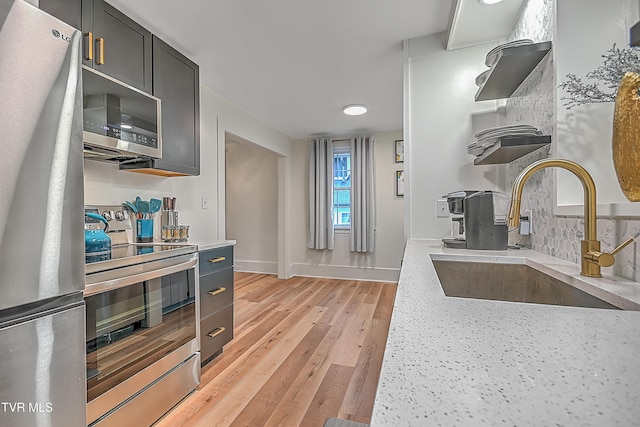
top-left (51, 28), bottom-right (71, 43)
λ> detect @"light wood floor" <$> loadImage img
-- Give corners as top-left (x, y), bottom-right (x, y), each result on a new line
top-left (155, 272), bottom-right (397, 427)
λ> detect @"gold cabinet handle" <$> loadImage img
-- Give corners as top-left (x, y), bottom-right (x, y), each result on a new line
top-left (208, 287), bottom-right (226, 297)
top-left (84, 32), bottom-right (93, 60)
top-left (208, 256), bottom-right (225, 263)
top-left (207, 327), bottom-right (226, 338)
top-left (96, 37), bottom-right (105, 65)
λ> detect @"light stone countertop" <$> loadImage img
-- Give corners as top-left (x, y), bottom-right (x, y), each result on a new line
top-left (182, 239), bottom-right (236, 252)
top-left (370, 239), bottom-right (640, 426)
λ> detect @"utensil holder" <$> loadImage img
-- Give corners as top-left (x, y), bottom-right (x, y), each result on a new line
top-left (136, 219), bottom-right (154, 243)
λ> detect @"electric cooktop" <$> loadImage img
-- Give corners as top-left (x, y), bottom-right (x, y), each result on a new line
top-left (85, 243), bottom-right (197, 275)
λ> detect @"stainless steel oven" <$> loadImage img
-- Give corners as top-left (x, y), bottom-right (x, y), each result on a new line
top-left (85, 243), bottom-right (200, 427)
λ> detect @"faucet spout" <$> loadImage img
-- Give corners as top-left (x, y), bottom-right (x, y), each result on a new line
top-left (508, 159), bottom-right (601, 277)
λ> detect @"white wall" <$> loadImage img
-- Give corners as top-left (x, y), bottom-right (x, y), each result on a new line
top-left (289, 130), bottom-right (405, 282)
top-left (225, 138), bottom-right (278, 274)
top-left (555, 0), bottom-right (635, 207)
top-left (405, 34), bottom-right (506, 239)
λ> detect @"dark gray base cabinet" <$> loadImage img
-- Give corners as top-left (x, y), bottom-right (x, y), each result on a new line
top-left (199, 246), bottom-right (234, 366)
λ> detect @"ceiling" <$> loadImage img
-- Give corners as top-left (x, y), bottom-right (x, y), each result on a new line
top-left (107, 0), bottom-right (523, 140)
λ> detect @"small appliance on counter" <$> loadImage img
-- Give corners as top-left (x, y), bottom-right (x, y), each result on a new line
top-left (161, 197), bottom-right (189, 242)
top-left (441, 190), bottom-right (478, 249)
top-left (464, 191), bottom-right (509, 250)
top-left (441, 190), bottom-right (509, 250)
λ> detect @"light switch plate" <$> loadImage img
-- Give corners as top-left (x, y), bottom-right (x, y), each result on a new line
top-left (201, 196), bottom-right (209, 209)
top-left (436, 199), bottom-right (449, 218)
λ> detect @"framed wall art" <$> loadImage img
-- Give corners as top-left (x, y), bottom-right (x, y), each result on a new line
top-left (394, 139), bottom-right (404, 163)
top-left (396, 170), bottom-right (404, 197)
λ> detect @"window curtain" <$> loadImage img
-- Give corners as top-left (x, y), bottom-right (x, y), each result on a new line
top-left (350, 135), bottom-right (375, 252)
top-left (308, 138), bottom-right (334, 250)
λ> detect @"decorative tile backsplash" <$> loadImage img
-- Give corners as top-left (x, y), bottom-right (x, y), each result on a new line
top-left (504, 0), bottom-right (640, 281)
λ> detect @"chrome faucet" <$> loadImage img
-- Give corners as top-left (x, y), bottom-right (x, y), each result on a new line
top-left (507, 159), bottom-right (634, 278)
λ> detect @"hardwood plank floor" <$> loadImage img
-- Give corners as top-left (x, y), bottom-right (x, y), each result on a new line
top-left (155, 272), bottom-right (397, 427)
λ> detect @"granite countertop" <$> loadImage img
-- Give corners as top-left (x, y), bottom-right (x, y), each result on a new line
top-left (370, 239), bottom-right (640, 426)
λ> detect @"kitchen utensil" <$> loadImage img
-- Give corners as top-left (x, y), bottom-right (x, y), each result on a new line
top-left (139, 200), bottom-right (150, 217)
top-left (135, 196), bottom-right (143, 212)
top-left (123, 201), bottom-right (138, 214)
top-left (149, 198), bottom-right (162, 214)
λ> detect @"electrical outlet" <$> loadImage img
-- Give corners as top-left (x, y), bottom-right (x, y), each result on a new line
top-left (520, 209), bottom-right (532, 235)
top-left (201, 196), bottom-right (209, 209)
top-left (436, 199), bottom-right (449, 218)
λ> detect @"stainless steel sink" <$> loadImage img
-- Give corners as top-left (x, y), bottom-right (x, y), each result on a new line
top-left (432, 260), bottom-right (620, 310)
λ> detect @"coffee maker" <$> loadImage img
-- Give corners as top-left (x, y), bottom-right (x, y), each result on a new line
top-left (442, 190), bottom-right (478, 249)
top-left (442, 190), bottom-right (509, 250)
top-left (464, 191), bottom-right (509, 250)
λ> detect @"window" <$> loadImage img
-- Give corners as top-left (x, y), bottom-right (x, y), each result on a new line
top-left (333, 143), bottom-right (351, 228)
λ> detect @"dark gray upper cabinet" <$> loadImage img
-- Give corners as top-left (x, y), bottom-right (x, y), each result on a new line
top-left (152, 36), bottom-right (200, 176)
top-left (39, 0), bottom-right (152, 93)
top-left (121, 36), bottom-right (200, 176)
top-left (41, 0), bottom-right (200, 177)
top-left (39, 0), bottom-right (82, 29)
top-left (82, 0), bottom-right (153, 94)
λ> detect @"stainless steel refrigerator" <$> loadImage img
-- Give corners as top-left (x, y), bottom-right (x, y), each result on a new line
top-left (0, 1), bottom-right (86, 426)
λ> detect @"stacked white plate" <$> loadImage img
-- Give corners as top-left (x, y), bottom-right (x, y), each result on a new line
top-left (484, 39), bottom-right (534, 67)
top-left (467, 124), bottom-right (541, 157)
top-left (475, 69), bottom-right (490, 87)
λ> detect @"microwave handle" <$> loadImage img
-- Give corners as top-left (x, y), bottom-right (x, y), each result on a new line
top-left (84, 256), bottom-right (197, 297)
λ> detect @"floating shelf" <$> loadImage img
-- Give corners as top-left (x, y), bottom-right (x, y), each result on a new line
top-left (475, 41), bottom-right (552, 101)
top-left (473, 135), bottom-right (551, 165)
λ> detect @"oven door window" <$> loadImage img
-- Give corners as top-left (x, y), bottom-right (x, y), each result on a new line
top-left (85, 270), bottom-right (196, 403)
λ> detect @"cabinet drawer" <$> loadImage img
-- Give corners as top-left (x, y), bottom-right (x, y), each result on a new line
top-left (200, 305), bottom-right (233, 363)
top-left (198, 246), bottom-right (233, 275)
top-left (200, 267), bottom-right (234, 318)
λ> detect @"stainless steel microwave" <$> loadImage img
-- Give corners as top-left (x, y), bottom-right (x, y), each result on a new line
top-left (82, 66), bottom-right (162, 162)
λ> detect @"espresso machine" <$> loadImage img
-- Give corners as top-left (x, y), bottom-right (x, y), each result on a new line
top-left (464, 191), bottom-right (508, 250)
top-left (442, 190), bottom-right (509, 250)
top-left (442, 190), bottom-right (477, 249)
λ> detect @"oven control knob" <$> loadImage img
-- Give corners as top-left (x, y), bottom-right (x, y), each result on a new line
top-left (115, 210), bottom-right (125, 221)
top-left (101, 211), bottom-right (113, 221)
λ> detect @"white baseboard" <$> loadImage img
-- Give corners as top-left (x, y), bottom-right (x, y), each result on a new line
top-left (234, 259), bottom-right (277, 275)
top-left (290, 263), bottom-right (400, 282)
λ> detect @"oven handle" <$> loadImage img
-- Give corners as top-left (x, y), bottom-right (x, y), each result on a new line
top-left (84, 256), bottom-right (198, 297)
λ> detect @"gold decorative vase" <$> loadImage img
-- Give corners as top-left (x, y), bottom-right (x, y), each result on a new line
top-left (612, 72), bottom-right (640, 201)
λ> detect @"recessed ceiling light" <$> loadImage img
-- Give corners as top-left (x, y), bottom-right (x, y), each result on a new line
top-left (343, 104), bottom-right (368, 116)
top-left (478, 0), bottom-right (504, 4)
